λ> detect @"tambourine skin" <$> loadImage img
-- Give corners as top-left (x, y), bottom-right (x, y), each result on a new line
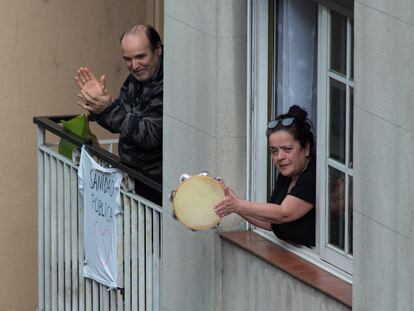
top-left (172, 175), bottom-right (224, 231)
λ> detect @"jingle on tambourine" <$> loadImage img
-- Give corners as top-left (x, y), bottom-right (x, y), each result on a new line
top-left (170, 173), bottom-right (225, 231)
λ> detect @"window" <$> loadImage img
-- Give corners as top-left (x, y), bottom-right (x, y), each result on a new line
top-left (317, 4), bottom-right (354, 274)
top-left (247, 0), bottom-right (354, 280)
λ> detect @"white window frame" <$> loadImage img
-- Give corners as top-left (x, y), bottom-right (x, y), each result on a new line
top-left (246, 0), bottom-right (270, 207)
top-left (317, 4), bottom-right (354, 274)
top-left (246, 0), bottom-right (353, 282)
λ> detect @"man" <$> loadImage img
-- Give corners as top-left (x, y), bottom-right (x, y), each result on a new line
top-left (75, 24), bottom-right (163, 182)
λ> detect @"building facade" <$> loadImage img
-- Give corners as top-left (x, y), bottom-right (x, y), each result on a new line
top-left (163, 0), bottom-right (414, 310)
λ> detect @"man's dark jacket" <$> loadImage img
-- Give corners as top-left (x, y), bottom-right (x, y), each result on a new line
top-left (91, 64), bottom-right (163, 178)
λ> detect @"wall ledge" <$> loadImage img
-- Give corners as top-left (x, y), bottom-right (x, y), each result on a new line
top-left (220, 231), bottom-right (352, 308)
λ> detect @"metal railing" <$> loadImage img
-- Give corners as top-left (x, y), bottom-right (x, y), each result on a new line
top-left (34, 115), bottom-right (163, 311)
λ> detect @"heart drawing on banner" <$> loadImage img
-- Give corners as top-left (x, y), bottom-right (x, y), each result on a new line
top-left (94, 221), bottom-right (112, 267)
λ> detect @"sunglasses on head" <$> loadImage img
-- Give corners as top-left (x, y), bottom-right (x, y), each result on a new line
top-left (267, 117), bottom-right (295, 130)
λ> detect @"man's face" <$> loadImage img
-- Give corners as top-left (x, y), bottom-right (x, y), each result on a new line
top-left (121, 32), bottom-right (162, 81)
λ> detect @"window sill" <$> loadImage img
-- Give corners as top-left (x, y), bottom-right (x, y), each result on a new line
top-left (220, 231), bottom-right (352, 308)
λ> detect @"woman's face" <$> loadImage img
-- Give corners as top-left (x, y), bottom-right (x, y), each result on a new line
top-left (269, 130), bottom-right (310, 178)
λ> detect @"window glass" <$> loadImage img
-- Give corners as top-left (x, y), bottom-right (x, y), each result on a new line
top-left (350, 20), bottom-right (354, 79)
top-left (329, 78), bottom-right (346, 163)
top-left (328, 167), bottom-right (345, 250)
top-left (348, 175), bottom-right (353, 255)
top-left (330, 10), bottom-right (347, 75)
top-left (349, 87), bottom-right (354, 167)
top-left (276, 0), bottom-right (317, 122)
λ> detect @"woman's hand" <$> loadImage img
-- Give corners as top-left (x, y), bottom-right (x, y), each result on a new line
top-left (214, 186), bottom-right (241, 218)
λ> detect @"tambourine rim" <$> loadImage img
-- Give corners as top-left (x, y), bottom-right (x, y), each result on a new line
top-left (172, 175), bottom-right (224, 230)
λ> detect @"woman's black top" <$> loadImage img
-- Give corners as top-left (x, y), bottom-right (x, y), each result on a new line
top-left (270, 157), bottom-right (316, 247)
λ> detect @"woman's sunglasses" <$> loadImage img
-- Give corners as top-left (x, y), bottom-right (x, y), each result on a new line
top-left (267, 117), bottom-right (295, 130)
top-left (266, 117), bottom-right (295, 136)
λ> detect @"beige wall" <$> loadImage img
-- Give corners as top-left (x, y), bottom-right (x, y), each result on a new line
top-left (0, 0), bottom-right (162, 309)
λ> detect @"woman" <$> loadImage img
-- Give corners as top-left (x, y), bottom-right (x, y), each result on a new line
top-left (214, 105), bottom-right (316, 247)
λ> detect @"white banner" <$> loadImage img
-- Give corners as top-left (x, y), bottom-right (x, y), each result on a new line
top-left (78, 146), bottom-right (123, 289)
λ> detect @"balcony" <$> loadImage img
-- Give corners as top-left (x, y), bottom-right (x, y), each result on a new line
top-left (34, 115), bottom-right (163, 311)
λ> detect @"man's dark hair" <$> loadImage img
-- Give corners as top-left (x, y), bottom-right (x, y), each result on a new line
top-left (144, 25), bottom-right (162, 52)
top-left (120, 24), bottom-right (163, 52)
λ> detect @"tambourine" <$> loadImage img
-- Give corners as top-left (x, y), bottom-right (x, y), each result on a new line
top-left (169, 172), bottom-right (225, 231)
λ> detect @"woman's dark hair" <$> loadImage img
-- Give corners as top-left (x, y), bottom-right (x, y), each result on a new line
top-left (267, 105), bottom-right (315, 157)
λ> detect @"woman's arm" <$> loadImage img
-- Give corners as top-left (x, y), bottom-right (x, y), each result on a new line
top-left (214, 187), bottom-right (313, 224)
top-left (238, 215), bottom-right (272, 230)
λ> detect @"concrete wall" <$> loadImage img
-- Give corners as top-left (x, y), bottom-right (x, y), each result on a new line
top-left (163, 0), bottom-right (247, 310)
top-left (222, 241), bottom-right (350, 311)
top-left (353, 1), bottom-right (414, 310)
top-left (0, 1), bottom-right (160, 309)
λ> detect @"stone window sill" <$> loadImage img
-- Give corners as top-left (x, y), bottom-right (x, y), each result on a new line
top-left (220, 231), bottom-right (352, 308)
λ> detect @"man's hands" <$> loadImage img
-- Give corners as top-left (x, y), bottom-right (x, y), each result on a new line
top-left (75, 67), bottom-right (112, 114)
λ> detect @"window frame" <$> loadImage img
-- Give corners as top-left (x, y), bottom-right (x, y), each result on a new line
top-left (246, 0), bottom-right (353, 282)
top-left (317, 4), bottom-right (354, 274)
top-left (246, 0), bottom-right (271, 209)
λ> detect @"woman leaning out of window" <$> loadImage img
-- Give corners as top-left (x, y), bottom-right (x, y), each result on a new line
top-left (214, 105), bottom-right (316, 247)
